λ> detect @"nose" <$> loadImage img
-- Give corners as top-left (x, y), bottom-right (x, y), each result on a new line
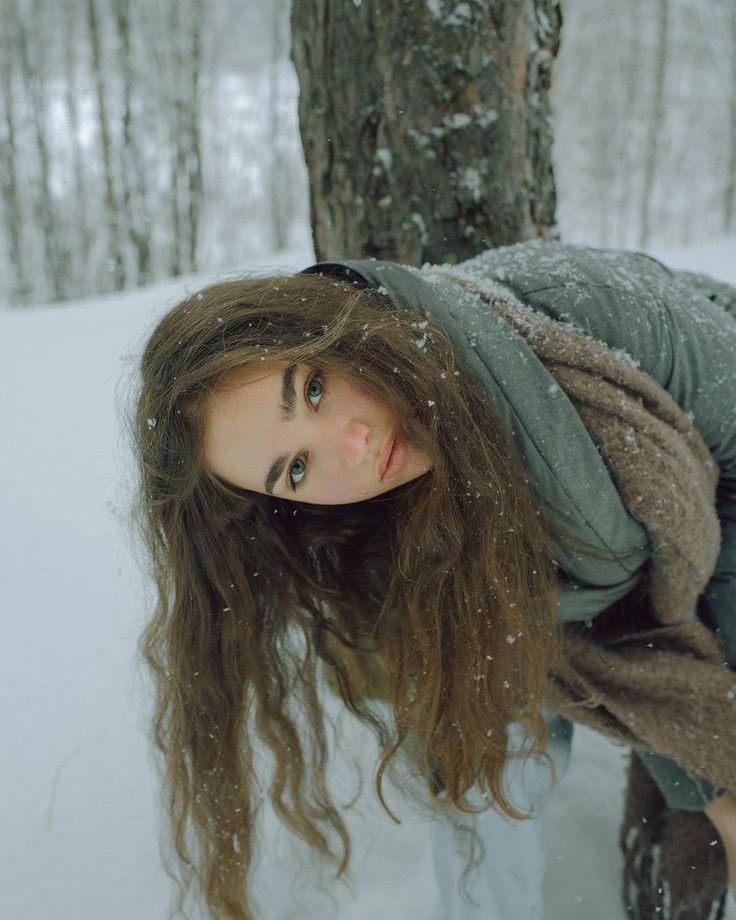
top-left (336, 419), bottom-right (371, 468)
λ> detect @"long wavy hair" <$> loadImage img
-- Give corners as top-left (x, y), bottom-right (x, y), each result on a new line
top-left (125, 268), bottom-right (601, 919)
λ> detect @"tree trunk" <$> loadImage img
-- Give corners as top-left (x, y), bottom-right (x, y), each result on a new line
top-left (617, 0), bottom-right (642, 247)
top-left (725, 0), bottom-right (736, 235)
top-left (638, 0), bottom-right (669, 248)
top-left (0, 5), bottom-right (29, 304)
top-left (16, 0), bottom-right (69, 300)
top-left (165, 0), bottom-right (204, 277)
top-left (113, 0), bottom-right (152, 284)
top-left (290, 0), bottom-right (562, 266)
top-left (186, 0), bottom-right (204, 273)
top-left (267, 0), bottom-right (291, 252)
top-left (86, 0), bottom-right (126, 290)
top-left (64, 0), bottom-right (91, 295)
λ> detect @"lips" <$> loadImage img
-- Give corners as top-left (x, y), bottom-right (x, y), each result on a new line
top-left (380, 431), bottom-right (408, 481)
top-left (378, 432), bottom-right (396, 480)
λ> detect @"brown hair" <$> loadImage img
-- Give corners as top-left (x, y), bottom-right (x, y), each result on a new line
top-left (125, 269), bottom-right (594, 919)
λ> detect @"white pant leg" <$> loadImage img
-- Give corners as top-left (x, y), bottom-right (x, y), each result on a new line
top-left (430, 716), bottom-right (573, 920)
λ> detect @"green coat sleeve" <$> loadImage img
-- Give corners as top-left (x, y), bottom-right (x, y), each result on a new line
top-left (505, 246), bottom-right (736, 810)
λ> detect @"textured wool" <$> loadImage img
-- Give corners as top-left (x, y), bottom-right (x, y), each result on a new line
top-left (437, 269), bottom-right (736, 919)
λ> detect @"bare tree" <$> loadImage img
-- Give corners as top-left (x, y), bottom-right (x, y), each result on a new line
top-left (63, 0), bottom-right (91, 295)
top-left (186, 0), bottom-right (204, 272)
top-left (15, 0), bottom-right (69, 300)
top-left (167, 0), bottom-right (204, 277)
top-left (638, 0), bottom-right (670, 247)
top-left (267, 0), bottom-right (291, 252)
top-left (86, 0), bottom-right (125, 290)
top-left (725, 0), bottom-right (736, 235)
top-left (291, 0), bottom-right (562, 266)
top-left (0, 2), bottom-right (29, 304)
top-left (113, 0), bottom-right (152, 284)
top-left (3, 0), bottom-right (732, 309)
top-left (617, 0), bottom-right (643, 246)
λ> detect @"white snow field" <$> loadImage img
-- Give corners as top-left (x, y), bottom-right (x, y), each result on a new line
top-left (2, 237), bottom-right (735, 920)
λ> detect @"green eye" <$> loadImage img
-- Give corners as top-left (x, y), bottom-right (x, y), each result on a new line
top-left (290, 456), bottom-right (307, 487)
top-left (307, 374), bottom-right (324, 405)
top-left (289, 370), bottom-right (324, 491)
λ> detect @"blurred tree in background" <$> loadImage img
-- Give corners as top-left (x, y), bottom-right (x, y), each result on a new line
top-left (0, 0), bottom-right (733, 308)
top-left (0, 0), bottom-right (301, 307)
top-left (554, 0), bottom-right (736, 247)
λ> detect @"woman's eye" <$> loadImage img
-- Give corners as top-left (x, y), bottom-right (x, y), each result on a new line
top-left (289, 456), bottom-right (307, 488)
top-left (289, 370), bottom-right (324, 490)
top-left (306, 370), bottom-right (324, 408)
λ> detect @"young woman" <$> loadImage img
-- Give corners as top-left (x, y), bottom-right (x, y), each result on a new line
top-left (130, 240), bottom-right (736, 919)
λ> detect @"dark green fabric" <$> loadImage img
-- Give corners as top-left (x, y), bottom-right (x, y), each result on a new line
top-left (301, 241), bottom-right (736, 811)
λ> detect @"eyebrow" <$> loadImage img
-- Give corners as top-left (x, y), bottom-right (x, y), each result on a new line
top-left (264, 363), bottom-right (298, 495)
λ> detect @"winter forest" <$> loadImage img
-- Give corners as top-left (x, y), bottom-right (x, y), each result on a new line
top-left (4, 1), bottom-right (736, 919)
top-left (1, 0), bottom-right (735, 309)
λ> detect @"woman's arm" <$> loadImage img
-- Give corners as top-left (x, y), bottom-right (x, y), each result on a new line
top-left (475, 243), bottom-right (736, 813)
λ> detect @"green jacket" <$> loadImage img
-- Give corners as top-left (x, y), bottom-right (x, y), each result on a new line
top-left (301, 241), bottom-right (736, 811)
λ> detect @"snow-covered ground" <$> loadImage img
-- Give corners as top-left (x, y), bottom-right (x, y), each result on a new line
top-left (2, 236), bottom-right (735, 920)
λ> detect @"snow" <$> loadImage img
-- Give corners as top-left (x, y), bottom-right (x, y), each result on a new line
top-left (2, 237), bottom-right (736, 919)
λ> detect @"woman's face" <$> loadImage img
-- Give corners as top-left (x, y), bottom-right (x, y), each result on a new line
top-left (202, 360), bottom-right (433, 505)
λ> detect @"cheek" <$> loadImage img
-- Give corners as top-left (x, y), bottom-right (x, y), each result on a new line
top-left (344, 379), bottom-right (390, 415)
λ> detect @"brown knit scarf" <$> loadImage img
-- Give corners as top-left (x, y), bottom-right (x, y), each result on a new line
top-left (434, 269), bottom-right (736, 920)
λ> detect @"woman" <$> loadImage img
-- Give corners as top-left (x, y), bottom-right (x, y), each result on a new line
top-left (130, 240), bottom-right (736, 920)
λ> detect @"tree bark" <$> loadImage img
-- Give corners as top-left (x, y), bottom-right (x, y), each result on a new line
top-left (290, 0), bottom-right (562, 266)
top-left (16, 0), bottom-right (69, 300)
top-left (638, 0), bottom-right (669, 248)
top-left (267, 0), bottom-right (291, 252)
top-left (86, 0), bottom-right (126, 290)
top-left (617, 0), bottom-right (642, 247)
top-left (167, 0), bottom-right (203, 277)
top-left (725, 0), bottom-right (736, 235)
top-left (168, 0), bottom-right (184, 277)
top-left (113, 0), bottom-right (152, 284)
top-left (186, 0), bottom-right (204, 273)
top-left (64, 0), bottom-right (91, 294)
top-left (0, 3), bottom-right (29, 304)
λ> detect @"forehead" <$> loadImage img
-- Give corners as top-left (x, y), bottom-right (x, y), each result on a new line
top-left (213, 360), bottom-right (284, 395)
top-left (206, 361), bottom-right (288, 422)
top-left (203, 361), bottom-right (284, 439)
top-left (201, 362), bottom-right (286, 485)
